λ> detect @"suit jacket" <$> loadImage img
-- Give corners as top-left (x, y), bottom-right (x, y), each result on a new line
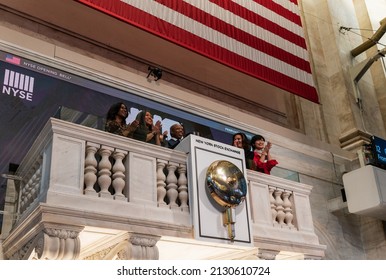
top-left (168, 138), bottom-right (181, 149)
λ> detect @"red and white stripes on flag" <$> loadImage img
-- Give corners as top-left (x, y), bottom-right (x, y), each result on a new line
top-left (77, 0), bottom-right (318, 103)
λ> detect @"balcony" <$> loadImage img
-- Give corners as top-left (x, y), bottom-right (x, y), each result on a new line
top-left (0, 118), bottom-right (325, 260)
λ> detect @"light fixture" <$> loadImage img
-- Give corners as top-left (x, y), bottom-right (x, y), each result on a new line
top-left (147, 66), bottom-right (163, 81)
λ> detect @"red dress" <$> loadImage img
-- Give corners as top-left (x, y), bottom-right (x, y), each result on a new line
top-left (253, 151), bottom-right (278, 174)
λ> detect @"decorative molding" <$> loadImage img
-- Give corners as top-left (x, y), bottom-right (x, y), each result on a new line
top-left (34, 225), bottom-right (83, 260)
top-left (257, 248), bottom-right (280, 260)
top-left (339, 129), bottom-right (372, 151)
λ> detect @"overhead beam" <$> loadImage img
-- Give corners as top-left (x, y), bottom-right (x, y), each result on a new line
top-left (351, 18), bottom-right (386, 57)
top-left (350, 47), bottom-right (386, 104)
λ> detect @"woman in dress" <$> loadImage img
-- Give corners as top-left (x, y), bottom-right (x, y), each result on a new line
top-left (250, 134), bottom-right (278, 174)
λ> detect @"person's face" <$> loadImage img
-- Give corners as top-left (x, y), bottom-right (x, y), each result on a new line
top-left (118, 104), bottom-right (128, 118)
top-left (172, 125), bottom-right (184, 139)
top-left (144, 111), bottom-right (153, 126)
top-left (233, 134), bottom-right (243, 148)
top-left (254, 138), bottom-right (265, 150)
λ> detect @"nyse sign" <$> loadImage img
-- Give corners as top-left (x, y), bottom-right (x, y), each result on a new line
top-left (195, 138), bottom-right (241, 155)
top-left (2, 69), bottom-right (34, 101)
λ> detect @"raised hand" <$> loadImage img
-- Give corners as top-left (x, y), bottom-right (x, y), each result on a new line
top-left (127, 120), bottom-right (139, 133)
top-left (160, 130), bottom-right (168, 142)
top-left (265, 141), bottom-right (272, 152)
top-left (153, 120), bottom-right (162, 134)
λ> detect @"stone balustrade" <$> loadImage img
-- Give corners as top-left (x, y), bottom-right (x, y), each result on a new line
top-left (82, 142), bottom-right (188, 211)
top-left (1, 118), bottom-right (325, 260)
top-left (247, 170), bottom-right (325, 258)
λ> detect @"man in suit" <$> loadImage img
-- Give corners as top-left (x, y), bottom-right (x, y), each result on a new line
top-left (168, 123), bottom-right (184, 149)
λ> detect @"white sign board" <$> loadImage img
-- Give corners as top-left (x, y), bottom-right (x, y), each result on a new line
top-left (175, 134), bottom-right (253, 246)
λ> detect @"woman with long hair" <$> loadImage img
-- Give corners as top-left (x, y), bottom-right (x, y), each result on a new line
top-left (105, 102), bottom-right (138, 137)
top-left (232, 132), bottom-right (254, 170)
top-left (132, 109), bottom-right (168, 146)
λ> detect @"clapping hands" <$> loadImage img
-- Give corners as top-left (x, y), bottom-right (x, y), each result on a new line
top-left (152, 120), bottom-right (162, 135)
top-left (152, 120), bottom-right (168, 144)
top-left (264, 141), bottom-right (272, 152)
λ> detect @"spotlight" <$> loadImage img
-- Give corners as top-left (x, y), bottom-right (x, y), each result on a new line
top-left (147, 66), bottom-right (163, 81)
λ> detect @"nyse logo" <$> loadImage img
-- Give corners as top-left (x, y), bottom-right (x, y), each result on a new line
top-left (2, 69), bottom-right (35, 101)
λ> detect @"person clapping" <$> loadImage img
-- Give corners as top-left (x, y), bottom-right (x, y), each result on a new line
top-left (132, 109), bottom-right (168, 146)
top-left (250, 134), bottom-right (278, 174)
top-left (105, 102), bottom-right (139, 138)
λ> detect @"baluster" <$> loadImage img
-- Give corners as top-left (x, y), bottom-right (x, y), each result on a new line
top-left (112, 149), bottom-right (128, 201)
top-left (97, 146), bottom-right (113, 199)
top-left (26, 171), bottom-right (37, 203)
top-left (166, 162), bottom-right (179, 209)
top-left (274, 189), bottom-right (285, 226)
top-left (23, 180), bottom-right (32, 211)
top-left (156, 160), bottom-right (167, 207)
top-left (177, 164), bottom-right (189, 212)
top-left (20, 174), bottom-right (32, 213)
top-left (20, 179), bottom-right (29, 213)
top-left (31, 157), bottom-right (42, 201)
top-left (282, 190), bottom-right (294, 228)
top-left (269, 186), bottom-right (277, 225)
top-left (19, 166), bottom-right (32, 213)
top-left (30, 165), bottom-right (42, 201)
top-left (23, 167), bottom-right (37, 212)
top-left (84, 143), bottom-right (99, 196)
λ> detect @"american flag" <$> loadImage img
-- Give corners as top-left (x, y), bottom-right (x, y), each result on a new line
top-left (5, 54), bottom-right (21, 65)
top-left (78, 0), bottom-right (318, 103)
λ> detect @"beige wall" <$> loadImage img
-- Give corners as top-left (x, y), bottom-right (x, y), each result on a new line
top-left (300, 0), bottom-right (386, 149)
